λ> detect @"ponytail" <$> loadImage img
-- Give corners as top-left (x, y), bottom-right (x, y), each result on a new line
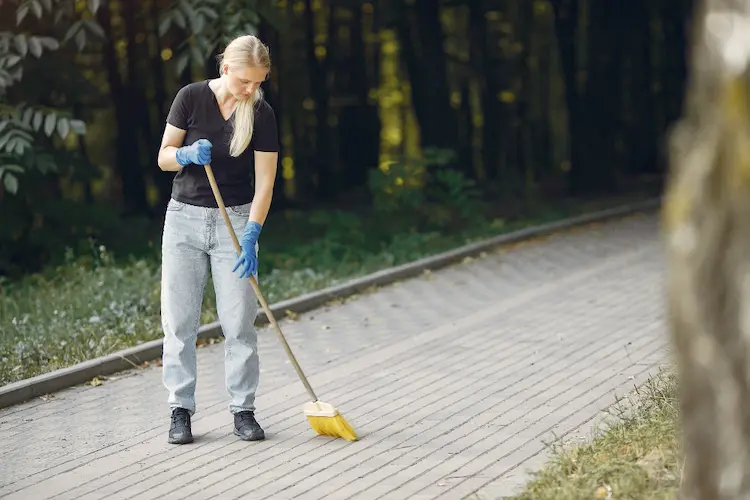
top-left (230, 88), bottom-right (262, 157)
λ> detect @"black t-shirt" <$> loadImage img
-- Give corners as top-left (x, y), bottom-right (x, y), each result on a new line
top-left (165, 80), bottom-right (279, 207)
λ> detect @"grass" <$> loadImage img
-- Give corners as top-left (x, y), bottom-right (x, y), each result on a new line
top-left (0, 189), bottom-right (657, 386)
top-left (505, 369), bottom-right (681, 500)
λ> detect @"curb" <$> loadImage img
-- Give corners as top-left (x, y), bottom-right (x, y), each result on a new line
top-left (0, 197), bottom-right (661, 410)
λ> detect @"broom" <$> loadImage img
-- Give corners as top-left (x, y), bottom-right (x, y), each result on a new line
top-left (203, 164), bottom-right (358, 442)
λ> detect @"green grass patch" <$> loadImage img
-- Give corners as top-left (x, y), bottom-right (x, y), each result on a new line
top-left (0, 191), bottom-right (656, 386)
top-left (506, 369), bottom-right (681, 500)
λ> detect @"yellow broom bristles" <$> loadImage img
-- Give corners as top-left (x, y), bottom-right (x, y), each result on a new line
top-left (307, 414), bottom-right (358, 441)
top-left (303, 400), bottom-right (358, 441)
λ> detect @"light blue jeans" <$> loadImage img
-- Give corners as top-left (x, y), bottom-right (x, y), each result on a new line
top-left (160, 198), bottom-right (260, 415)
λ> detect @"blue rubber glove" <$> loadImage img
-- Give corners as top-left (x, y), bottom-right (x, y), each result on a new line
top-left (175, 139), bottom-right (212, 166)
top-left (233, 221), bottom-right (262, 279)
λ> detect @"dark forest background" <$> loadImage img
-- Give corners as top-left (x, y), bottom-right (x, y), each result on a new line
top-left (0, 0), bottom-right (692, 277)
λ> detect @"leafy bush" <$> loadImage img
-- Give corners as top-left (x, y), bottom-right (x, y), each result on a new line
top-left (368, 148), bottom-right (487, 230)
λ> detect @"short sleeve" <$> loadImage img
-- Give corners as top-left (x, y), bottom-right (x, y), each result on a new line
top-left (166, 85), bottom-right (191, 130)
top-left (252, 100), bottom-right (280, 152)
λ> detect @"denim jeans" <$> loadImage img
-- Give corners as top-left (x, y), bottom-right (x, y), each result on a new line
top-left (160, 198), bottom-right (260, 415)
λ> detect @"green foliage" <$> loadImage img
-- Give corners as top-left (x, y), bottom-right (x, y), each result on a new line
top-left (432, 167), bottom-right (484, 219)
top-left (0, 0), bottom-right (101, 195)
top-left (0, 185), bottom-right (156, 277)
top-left (368, 159), bottom-right (424, 213)
top-left (0, 246), bottom-right (162, 383)
top-left (368, 148), bottom-right (487, 228)
top-left (159, 0), bottom-right (283, 76)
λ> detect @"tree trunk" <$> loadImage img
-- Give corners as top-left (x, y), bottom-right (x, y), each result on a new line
top-left (97, 0), bottom-right (149, 216)
top-left (622, 0), bottom-right (658, 175)
top-left (282, 0), bottom-right (311, 202)
top-left (148, 0), bottom-right (168, 121)
top-left (566, 0), bottom-right (620, 194)
top-left (148, 0), bottom-right (172, 208)
top-left (517, 0), bottom-right (536, 194)
top-left (550, 0), bottom-right (591, 194)
top-left (339, 2), bottom-right (380, 193)
top-left (259, 17), bottom-right (288, 210)
top-left (550, 1), bottom-right (578, 137)
top-left (468, 0), bottom-right (501, 181)
top-left (536, 2), bottom-right (553, 178)
top-left (303, 0), bottom-right (337, 200)
top-left (663, 0), bottom-right (750, 497)
top-left (394, 0), bottom-right (460, 162)
top-left (661, 0), bottom-right (690, 171)
top-left (123, 0), bottom-right (157, 206)
top-left (457, 82), bottom-right (474, 178)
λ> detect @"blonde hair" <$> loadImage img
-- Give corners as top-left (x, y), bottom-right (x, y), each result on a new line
top-left (218, 35), bottom-right (271, 157)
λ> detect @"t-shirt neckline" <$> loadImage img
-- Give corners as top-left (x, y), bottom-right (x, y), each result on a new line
top-left (205, 79), bottom-right (236, 123)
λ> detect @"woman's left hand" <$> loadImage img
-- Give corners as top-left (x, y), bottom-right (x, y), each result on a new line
top-left (233, 221), bottom-right (262, 279)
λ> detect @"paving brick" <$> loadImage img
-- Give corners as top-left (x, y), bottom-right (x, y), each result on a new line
top-left (0, 213), bottom-right (668, 500)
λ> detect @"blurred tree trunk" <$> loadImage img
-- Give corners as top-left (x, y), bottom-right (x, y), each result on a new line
top-left (622, 0), bottom-right (657, 176)
top-left (549, 0), bottom-right (580, 185)
top-left (259, 17), bottom-right (288, 210)
top-left (394, 0), bottom-right (460, 162)
top-left (563, 0), bottom-right (620, 195)
top-left (148, 0), bottom-right (168, 120)
top-left (517, 0), bottom-right (536, 194)
top-left (123, 0), bottom-right (157, 204)
top-left (664, 0), bottom-right (750, 498)
top-left (536, 0), bottom-right (553, 178)
top-left (661, 0), bottom-right (690, 170)
top-left (457, 82), bottom-right (474, 176)
top-left (97, 0), bottom-right (149, 216)
top-left (303, 0), bottom-right (337, 199)
top-left (475, 1), bottom-right (520, 184)
top-left (581, 0), bottom-right (622, 193)
top-left (283, 0), bottom-right (311, 202)
top-left (148, 0), bottom-right (173, 208)
top-left (339, 3), bottom-right (380, 193)
top-left (468, 1), bottom-right (501, 181)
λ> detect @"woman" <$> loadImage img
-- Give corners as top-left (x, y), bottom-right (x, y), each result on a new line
top-left (156, 34), bottom-right (279, 445)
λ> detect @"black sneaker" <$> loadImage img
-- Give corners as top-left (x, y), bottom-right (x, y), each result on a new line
top-left (233, 411), bottom-right (265, 441)
top-left (168, 407), bottom-right (193, 444)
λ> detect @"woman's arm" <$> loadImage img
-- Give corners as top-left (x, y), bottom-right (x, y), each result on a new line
top-left (158, 124), bottom-right (188, 172)
top-left (233, 149), bottom-right (278, 278)
top-left (248, 150), bottom-right (278, 225)
top-left (159, 85), bottom-right (191, 171)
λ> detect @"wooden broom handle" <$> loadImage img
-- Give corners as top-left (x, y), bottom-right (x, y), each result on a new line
top-left (203, 164), bottom-right (318, 402)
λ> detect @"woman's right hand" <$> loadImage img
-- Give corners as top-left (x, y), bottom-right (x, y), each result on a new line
top-left (175, 139), bottom-right (212, 166)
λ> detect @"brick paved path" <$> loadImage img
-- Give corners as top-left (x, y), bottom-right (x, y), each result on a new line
top-left (0, 213), bottom-right (667, 500)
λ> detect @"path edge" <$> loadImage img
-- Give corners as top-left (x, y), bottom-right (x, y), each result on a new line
top-left (0, 197), bottom-right (662, 410)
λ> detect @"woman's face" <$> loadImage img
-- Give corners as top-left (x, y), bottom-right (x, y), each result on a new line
top-left (224, 64), bottom-right (268, 100)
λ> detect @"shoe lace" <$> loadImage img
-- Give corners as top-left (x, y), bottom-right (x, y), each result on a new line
top-left (237, 411), bottom-right (257, 426)
top-left (172, 409), bottom-right (189, 425)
